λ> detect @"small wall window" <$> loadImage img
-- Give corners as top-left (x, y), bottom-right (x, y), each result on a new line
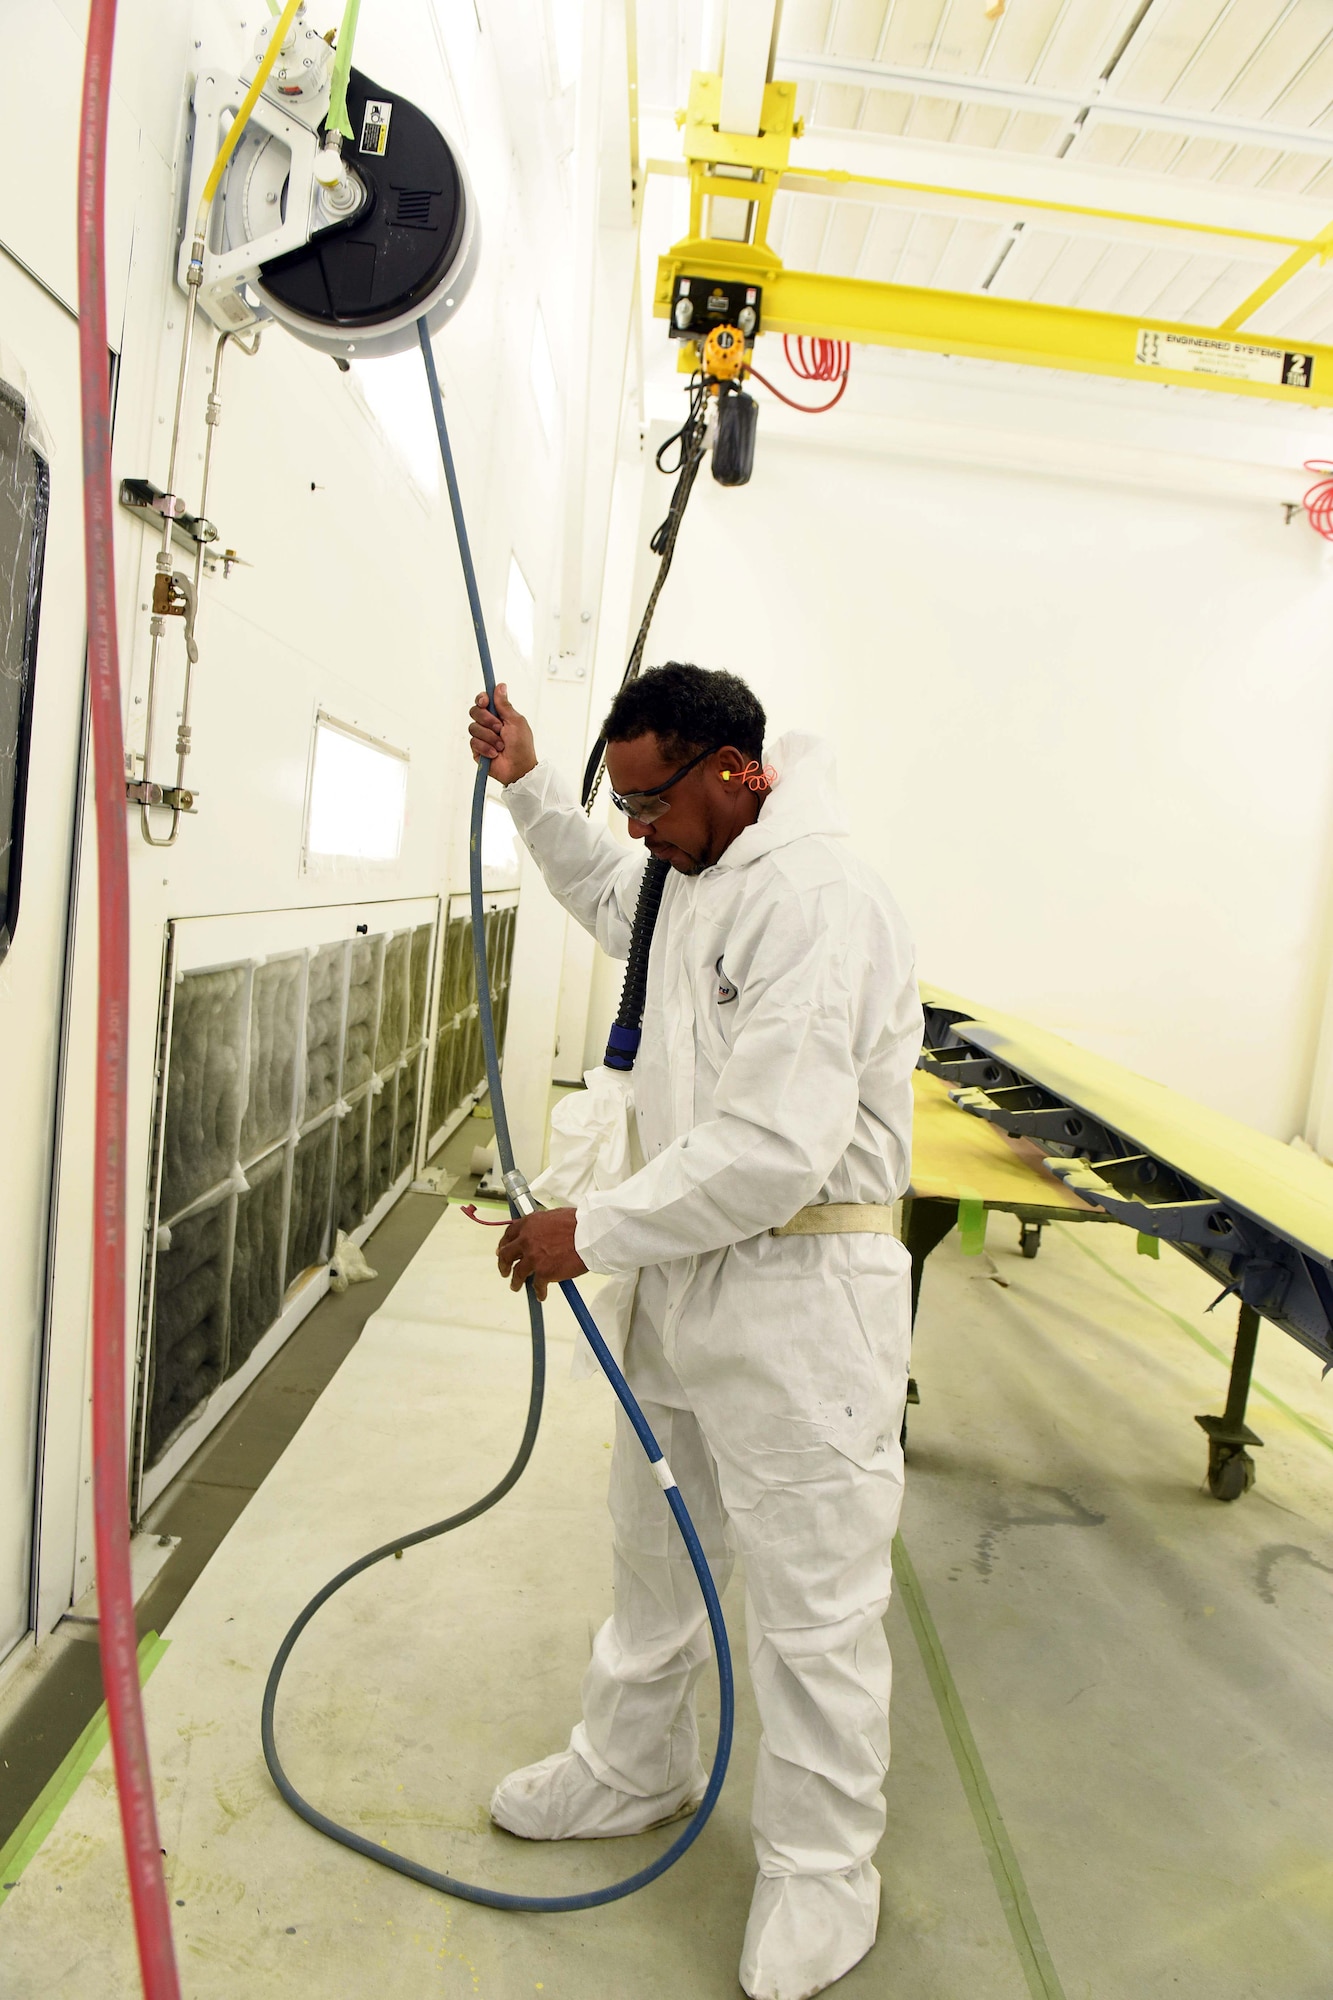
top-left (303, 712), bottom-right (409, 867)
top-left (0, 379), bottom-right (50, 960)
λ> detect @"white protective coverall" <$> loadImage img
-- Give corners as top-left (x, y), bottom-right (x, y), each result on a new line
top-left (502, 733), bottom-right (921, 1985)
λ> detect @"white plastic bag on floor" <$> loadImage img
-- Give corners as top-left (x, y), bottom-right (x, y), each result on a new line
top-left (531, 1066), bottom-right (640, 1378)
top-left (328, 1230), bottom-right (378, 1293)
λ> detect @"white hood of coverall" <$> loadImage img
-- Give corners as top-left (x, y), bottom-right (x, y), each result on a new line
top-left (714, 733), bottom-right (850, 864)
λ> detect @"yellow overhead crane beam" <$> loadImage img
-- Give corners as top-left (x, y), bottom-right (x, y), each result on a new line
top-left (654, 72), bottom-right (1333, 408)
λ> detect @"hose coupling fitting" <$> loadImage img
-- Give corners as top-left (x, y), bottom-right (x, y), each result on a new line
top-left (314, 128), bottom-right (345, 188)
top-left (503, 1168), bottom-right (539, 1217)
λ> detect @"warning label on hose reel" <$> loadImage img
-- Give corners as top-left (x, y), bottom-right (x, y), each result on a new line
top-left (360, 100), bottom-right (393, 155)
top-left (1136, 329), bottom-right (1313, 388)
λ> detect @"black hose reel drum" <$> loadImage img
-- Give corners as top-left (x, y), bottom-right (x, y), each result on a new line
top-left (229, 68), bottom-right (479, 360)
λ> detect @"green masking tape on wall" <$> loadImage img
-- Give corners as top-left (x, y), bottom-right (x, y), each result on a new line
top-left (1136, 1232), bottom-right (1160, 1258)
top-left (958, 1190), bottom-right (987, 1256)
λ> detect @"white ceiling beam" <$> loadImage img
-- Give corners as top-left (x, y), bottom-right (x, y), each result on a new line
top-left (780, 53), bottom-right (1333, 160)
top-left (771, 172), bottom-right (1275, 261)
top-left (1096, 0), bottom-right (1176, 90)
top-left (719, 0), bottom-right (781, 137)
top-left (787, 128), bottom-right (1333, 240)
top-left (647, 150), bottom-right (1294, 263)
top-left (639, 109), bottom-right (1333, 241)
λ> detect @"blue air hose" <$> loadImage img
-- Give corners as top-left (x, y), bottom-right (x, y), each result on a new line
top-left (259, 320), bottom-right (734, 1911)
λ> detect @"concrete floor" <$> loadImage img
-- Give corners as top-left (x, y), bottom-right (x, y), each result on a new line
top-left (2, 1206), bottom-right (1332, 1998)
top-left (0, 1107), bottom-right (493, 1852)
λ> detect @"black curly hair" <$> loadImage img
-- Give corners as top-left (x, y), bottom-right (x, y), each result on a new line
top-left (601, 662), bottom-right (766, 766)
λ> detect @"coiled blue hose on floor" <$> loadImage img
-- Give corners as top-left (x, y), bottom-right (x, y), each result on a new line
top-left (258, 319), bottom-right (734, 1911)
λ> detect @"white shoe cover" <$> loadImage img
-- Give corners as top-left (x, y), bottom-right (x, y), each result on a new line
top-left (739, 1862), bottom-right (882, 2000)
top-left (489, 1746), bottom-right (706, 1841)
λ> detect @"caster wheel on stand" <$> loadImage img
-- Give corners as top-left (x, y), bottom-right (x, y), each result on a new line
top-left (1197, 1306), bottom-right (1263, 1504)
top-left (1207, 1446), bottom-right (1255, 1503)
top-left (1019, 1221), bottom-right (1042, 1259)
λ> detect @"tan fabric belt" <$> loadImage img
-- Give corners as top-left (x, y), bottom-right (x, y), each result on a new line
top-left (771, 1203), bottom-right (898, 1238)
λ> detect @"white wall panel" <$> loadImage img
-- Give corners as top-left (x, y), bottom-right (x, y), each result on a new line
top-left (625, 424), bottom-right (1333, 1142)
top-left (0, 0), bottom-right (137, 329)
top-left (15, 0), bottom-right (615, 1636)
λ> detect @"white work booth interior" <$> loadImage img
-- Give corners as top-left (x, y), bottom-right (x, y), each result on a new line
top-left (617, 353), bottom-right (1333, 1146)
top-left (0, 0), bottom-right (620, 1666)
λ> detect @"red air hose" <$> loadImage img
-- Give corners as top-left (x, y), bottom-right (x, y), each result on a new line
top-left (1302, 460), bottom-right (1333, 539)
top-left (749, 336), bottom-right (850, 413)
top-left (76, 6), bottom-right (181, 1994)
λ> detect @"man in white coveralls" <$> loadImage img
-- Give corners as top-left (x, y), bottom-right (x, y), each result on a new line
top-left (467, 663), bottom-right (921, 2000)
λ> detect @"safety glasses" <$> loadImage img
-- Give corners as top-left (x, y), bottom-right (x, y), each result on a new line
top-left (609, 744), bottom-right (717, 824)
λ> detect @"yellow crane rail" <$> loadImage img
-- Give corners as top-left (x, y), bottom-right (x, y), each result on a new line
top-left (654, 72), bottom-right (1333, 407)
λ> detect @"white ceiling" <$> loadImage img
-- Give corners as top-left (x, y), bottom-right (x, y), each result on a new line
top-left (637, 1), bottom-right (1333, 345)
top-left (783, 0), bottom-right (1333, 188)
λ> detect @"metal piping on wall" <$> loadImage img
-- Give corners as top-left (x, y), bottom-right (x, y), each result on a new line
top-left (134, 326), bottom-right (262, 847)
top-left (130, 0), bottom-right (300, 846)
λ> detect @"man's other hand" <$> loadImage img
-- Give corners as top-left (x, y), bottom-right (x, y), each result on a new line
top-left (497, 1208), bottom-right (587, 1299)
top-left (469, 683), bottom-right (537, 787)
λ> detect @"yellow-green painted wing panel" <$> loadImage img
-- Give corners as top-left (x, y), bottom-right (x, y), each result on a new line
top-left (910, 1071), bottom-right (1095, 1211)
top-left (922, 984), bottom-right (1333, 1263)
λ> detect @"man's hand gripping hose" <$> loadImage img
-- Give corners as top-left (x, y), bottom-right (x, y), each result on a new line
top-left (258, 320), bottom-right (734, 1911)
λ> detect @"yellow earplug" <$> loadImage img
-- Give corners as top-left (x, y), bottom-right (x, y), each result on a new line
top-left (721, 770), bottom-right (731, 780)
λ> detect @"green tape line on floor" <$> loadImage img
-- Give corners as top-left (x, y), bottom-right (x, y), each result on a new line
top-left (1056, 1225), bottom-right (1333, 1456)
top-left (894, 1535), bottom-right (1067, 2000)
top-left (958, 1190), bottom-right (987, 1256)
top-left (0, 1630), bottom-right (169, 1910)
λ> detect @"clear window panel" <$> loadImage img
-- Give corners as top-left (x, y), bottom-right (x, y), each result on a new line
top-left (368, 1074), bottom-right (397, 1207)
top-left (376, 930), bottom-right (410, 1071)
top-left (304, 942), bottom-right (347, 1121)
top-left (228, 1146), bottom-right (287, 1376)
top-left (148, 1194), bottom-right (232, 1463)
top-left (286, 1120), bottom-right (336, 1286)
top-left (241, 954), bottom-right (303, 1162)
top-left (343, 933), bottom-right (384, 1095)
top-left (395, 1050), bottom-right (422, 1180)
top-left (336, 1089), bottom-right (371, 1236)
top-left (159, 965), bottom-right (249, 1221)
top-left (409, 923), bottom-right (432, 1042)
top-left (444, 916), bottom-right (470, 1015)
